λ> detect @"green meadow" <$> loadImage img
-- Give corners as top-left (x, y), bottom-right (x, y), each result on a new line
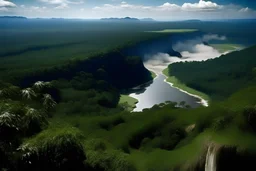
top-left (145, 29), bottom-right (198, 33)
top-left (210, 44), bottom-right (244, 53)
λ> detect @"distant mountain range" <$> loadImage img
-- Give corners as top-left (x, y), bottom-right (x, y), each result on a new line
top-left (0, 16), bottom-right (27, 19)
top-left (100, 17), bottom-right (155, 22)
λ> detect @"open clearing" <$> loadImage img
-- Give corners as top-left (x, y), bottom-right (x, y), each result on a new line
top-left (210, 44), bottom-right (244, 53)
top-left (145, 29), bottom-right (198, 33)
top-left (119, 94), bottom-right (138, 111)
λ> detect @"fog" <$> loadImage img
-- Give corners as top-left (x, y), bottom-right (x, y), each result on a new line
top-left (144, 34), bottom-right (226, 74)
top-left (202, 34), bottom-right (226, 42)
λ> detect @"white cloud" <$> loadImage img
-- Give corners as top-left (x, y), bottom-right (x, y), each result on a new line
top-left (1, 0), bottom-right (255, 20)
top-left (31, 6), bottom-right (40, 10)
top-left (55, 3), bottom-right (69, 9)
top-left (239, 7), bottom-right (251, 12)
top-left (93, 2), bottom-right (181, 12)
top-left (182, 0), bottom-right (221, 11)
top-left (91, 0), bottom-right (256, 20)
top-left (0, 6), bottom-right (8, 11)
top-left (0, 0), bottom-right (16, 8)
top-left (158, 2), bottom-right (180, 11)
top-left (15, 5), bottom-right (48, 13)
top-left (0, 0), bottom-right (16, 11)
top-left (93, 0), bottom-right (222, 12)
top-left (40, 0), bottom-right (83, 9)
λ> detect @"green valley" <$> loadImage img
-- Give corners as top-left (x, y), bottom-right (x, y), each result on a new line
top-left (1, 18), bottom-right (256, 171)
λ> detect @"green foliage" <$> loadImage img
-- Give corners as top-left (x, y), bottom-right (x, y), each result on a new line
top-left (86, 150), bottom-right (136, 171)
top-left (242, 106), bottom-right (256, 131)
top-left (18, 127), bottom-right (86, 171)
top-left (211, 116), bottom-right (233, 131)
top-left (168, 45), bottom-right (256, 100)
top-left (23, 107), bottom-right (47, 136)
top-left (162, 68), bottom-right (210, 102)
top-left (2, 21), bottom-right (256, 171)
top-left (119, 95), bottom-right (138, 111)
top-left (85, 139), bottom-right (108, 151)
top-left (98, 115), bottom-right (125, 130)
top-left (125, 56), bottom-right (141, 65)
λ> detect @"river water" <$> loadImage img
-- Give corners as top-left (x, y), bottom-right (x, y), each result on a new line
top-left (130, 73), bottom-right (201, 112)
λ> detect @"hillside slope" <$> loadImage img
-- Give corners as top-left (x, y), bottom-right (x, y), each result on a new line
top-left (167, 45), bottom-right (256, 100)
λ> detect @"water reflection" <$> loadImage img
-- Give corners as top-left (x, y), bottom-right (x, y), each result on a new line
top-left (129, 74), bottom-right (201, 112)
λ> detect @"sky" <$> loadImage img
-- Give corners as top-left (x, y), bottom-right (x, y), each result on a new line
top-left (0, 0), bottom-right (256, 20)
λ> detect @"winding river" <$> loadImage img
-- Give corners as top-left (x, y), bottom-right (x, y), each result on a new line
top-left (130, 73), bottom-right (202, 112)
top-left (129, 41), bottom-right (241, 112)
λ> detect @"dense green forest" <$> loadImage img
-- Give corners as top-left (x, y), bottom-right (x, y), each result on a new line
top-left (168, 45), bottom-right (256, 100)
top-left (2, 78), bottom-right (256, 170)
top-left (1, 19), bottom-right (256, 170)
top-left (1, 45), bottom-right (256, 170)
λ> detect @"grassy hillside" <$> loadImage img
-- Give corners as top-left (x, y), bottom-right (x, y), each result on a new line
top-left (163, 68), bottom-right (210, 102)
top-left (167, 45), bottom-right (256, 100)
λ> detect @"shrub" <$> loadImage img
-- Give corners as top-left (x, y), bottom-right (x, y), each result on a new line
top-left (211, 116), bottom-right (233, 131)
top-left (86, 150), bottom-right (136, 171)
top-left (99, 116), bottom-right (125, 130)
top-left (17, 127), bottom-right (86, 171)
top-left (243, 106), bottom-right (256, 131)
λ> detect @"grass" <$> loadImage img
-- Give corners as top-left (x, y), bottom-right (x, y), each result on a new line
top-left (210, 44), bottom-right (244, 53)
top-left (162, 68), bottom-right (210, 102)
top-left (150, 71), bottom-right (157, 79)
top-left (119, 94), bottom-right (138, 111)
top-left (145, 29), bottom-right (198, 33)
top-left (128, 133), bottom-right (206, 171)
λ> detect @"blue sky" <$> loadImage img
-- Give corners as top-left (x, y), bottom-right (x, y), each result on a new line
top-left (1, 0), bottom-right (256, 20)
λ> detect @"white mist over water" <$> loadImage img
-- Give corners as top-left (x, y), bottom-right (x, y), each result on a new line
top-left (144, 34), bottom-right (226, 74)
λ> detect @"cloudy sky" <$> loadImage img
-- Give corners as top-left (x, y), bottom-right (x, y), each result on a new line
top-left (0, 0), bottom-right (256, 20)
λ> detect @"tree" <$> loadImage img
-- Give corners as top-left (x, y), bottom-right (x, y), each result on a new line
top-left (42, 94), bottom-right (57, 111)
top-left (21, 88), bottom-right (36, 100)
top-left (0, 86), bottom-right (21, 100)
top-left (18, 128), bottom-right (86, 171)
top-left (243, 106), bottom-right (256, 131)
top-left (23, 107), bottom-right (47, 135)
top-left (0, 111), bottom-right (21, 142)
top-left (179, 101), bottom-right (186, 108)
top-left (33, 81), bottom-right (50, 91)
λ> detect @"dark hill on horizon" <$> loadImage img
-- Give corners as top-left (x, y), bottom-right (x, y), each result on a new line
top-left (0, 16), bottom-right (27, 19)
